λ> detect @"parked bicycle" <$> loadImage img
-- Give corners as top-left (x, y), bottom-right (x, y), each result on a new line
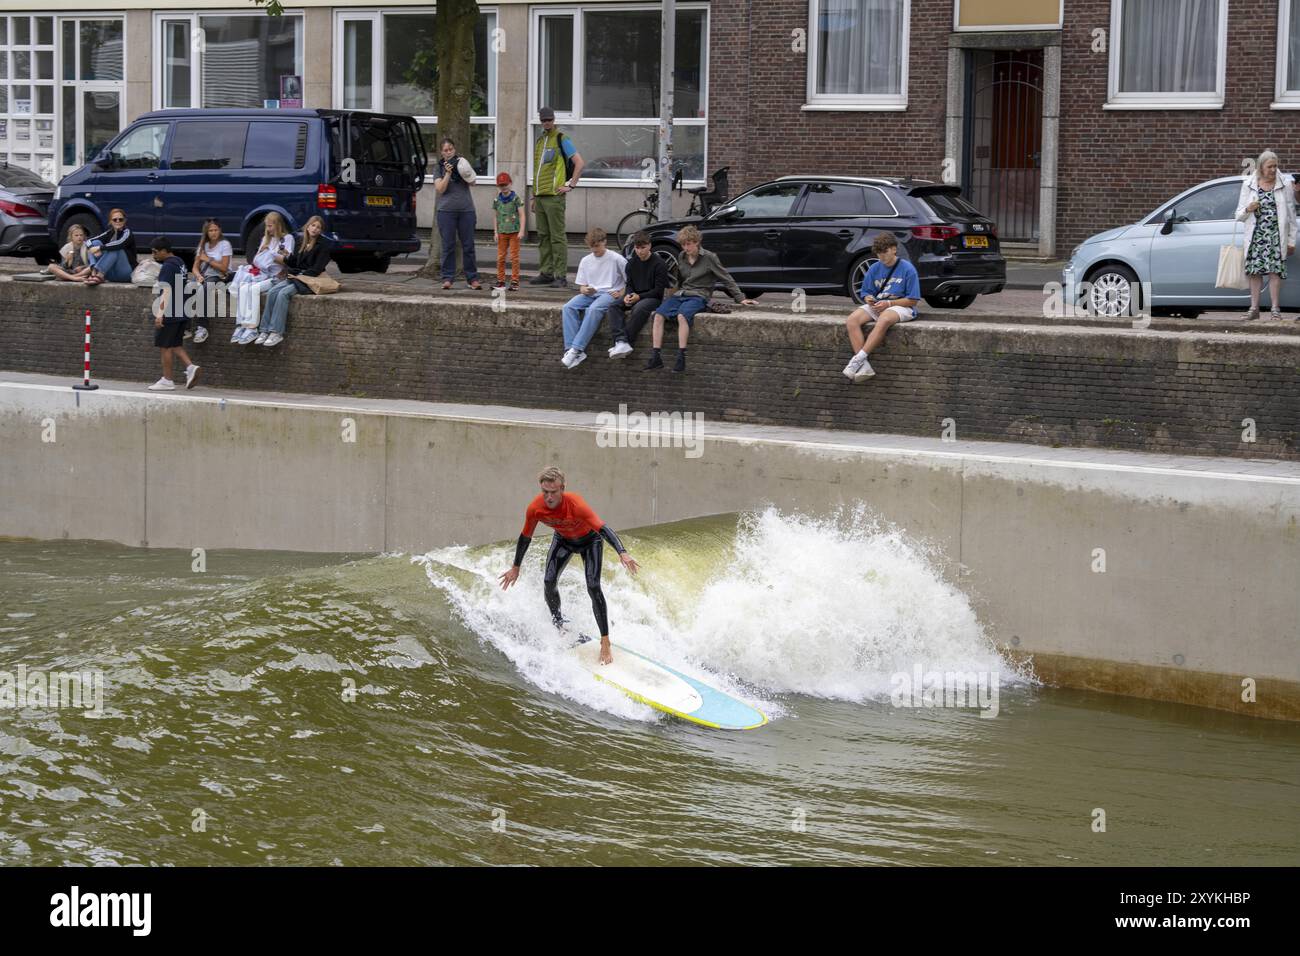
top-left (616, 166), bottom-right (730, 247)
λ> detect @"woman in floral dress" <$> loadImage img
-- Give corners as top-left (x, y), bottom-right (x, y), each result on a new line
top-left (1236, 150), bottom-right (1296, 320)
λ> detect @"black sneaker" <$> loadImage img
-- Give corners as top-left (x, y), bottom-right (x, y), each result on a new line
top-left (643, 353), bottom-right (664, 370)
top-left (551, 277), bottom-right (568, 288)
top-left (671, 352), bottom-right (686, 374)
top-left (528, 273), bottom-right (555, 285)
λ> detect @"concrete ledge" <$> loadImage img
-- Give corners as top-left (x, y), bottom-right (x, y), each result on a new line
top-left (2, 280), bottom-right (1298, 461)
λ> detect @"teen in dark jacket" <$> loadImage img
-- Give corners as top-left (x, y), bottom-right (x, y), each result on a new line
top-left (255, 216), bottom-right (332, 347)
top-left (85, 208), bottom-right (138, 284)
top-left (607, 230), bottom-right (670, 358)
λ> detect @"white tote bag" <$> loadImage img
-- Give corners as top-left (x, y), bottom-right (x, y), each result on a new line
top-left (1216, 221), bottom-right (1248, 290)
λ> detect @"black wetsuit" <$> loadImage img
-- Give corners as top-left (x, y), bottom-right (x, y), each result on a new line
top-left (514, 526), bottom-right (627, 636)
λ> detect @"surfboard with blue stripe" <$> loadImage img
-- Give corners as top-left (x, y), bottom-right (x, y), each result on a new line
top-left (569, 641), bottom-right (767, 730)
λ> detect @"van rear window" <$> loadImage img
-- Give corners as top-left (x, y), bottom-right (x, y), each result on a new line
top-left (346, 118), bottom-right (414, 168)
top-left (244, 122), bottom-right (308, 169)
top-left (171, 122), bottom-right (248, 170)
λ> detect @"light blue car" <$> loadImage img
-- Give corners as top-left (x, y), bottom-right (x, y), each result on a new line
top-left (1062, 175), bottom-right (1297, 318)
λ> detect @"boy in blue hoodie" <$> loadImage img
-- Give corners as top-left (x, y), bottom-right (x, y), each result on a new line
top-left (493, 172), bottom-right (526, 290)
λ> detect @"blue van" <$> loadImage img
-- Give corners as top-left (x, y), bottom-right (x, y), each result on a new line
top-left (47, 109), bottom-right (427, 273)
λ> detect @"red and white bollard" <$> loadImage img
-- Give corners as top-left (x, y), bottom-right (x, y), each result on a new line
top-left (72, 308), bottom-right (98, 391)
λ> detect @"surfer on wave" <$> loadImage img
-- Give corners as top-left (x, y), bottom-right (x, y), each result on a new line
top-left (499, 466), bottom-right (639, 664)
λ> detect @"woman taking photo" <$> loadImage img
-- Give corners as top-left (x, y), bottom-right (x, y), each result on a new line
top-left (231, 212), bottom-right (295, 344)
top-left (433, 136), bottom-right (482, 290)
top-left (1236, 150), bottom-right (1296, 320)
top-left (254, 215), bottom-right (332, 347)
top-left (84, 208), bottom-right (137, 284)
top-left (48, 224), bottom-right (92, 282)
top-left (190, 218), bottom-right (232, 343)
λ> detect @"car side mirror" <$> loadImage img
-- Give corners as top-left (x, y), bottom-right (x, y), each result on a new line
top-left (1160, 207), bottom-right (1177, 235)
top-left (713, 204), bottom-right (739, 220)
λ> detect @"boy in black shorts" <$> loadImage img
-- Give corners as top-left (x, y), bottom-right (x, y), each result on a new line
top-left (148, 237), bottom-right (200, 391)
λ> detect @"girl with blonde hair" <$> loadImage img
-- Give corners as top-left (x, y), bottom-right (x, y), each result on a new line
top-left (231, 212), bottom-right (296, 344)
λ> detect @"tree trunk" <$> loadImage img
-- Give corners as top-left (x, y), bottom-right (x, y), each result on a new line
top-left (416, 0), bottom-right (479, 280)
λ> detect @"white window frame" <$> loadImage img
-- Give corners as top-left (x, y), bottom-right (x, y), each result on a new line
top-left (804, 0), bottom-right (910, 111)
top-left (0, 13), bottom-right (74, 181)
top-left (1105, 0), bottom-right (1227, 110)
top-left (526, 3), bottom-right (710, 188)
top-left (331, 6), bottom-right (497, 175)
top-left (1274, 0), bottom-right (1300, 107)
top-left (151, 8), bottom-right (305, 111)
top-left (56, 14), bottom-right (128, 174)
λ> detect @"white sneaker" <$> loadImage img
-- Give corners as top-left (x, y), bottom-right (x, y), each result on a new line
top-left (561, 348), bottom-right (579, 368)
top-left (147, 377), bottom-right (175, 391)
top-left (567, 349), bottom-right (587, 369)
top-left (609, 340), bottom-right (634, 358)
top-left (230, 327), bottom-right (244, 344)
top-left (254, 332), bottom-right (269, 345)
top-left (262, 332), bottom-right (284, 347)
top-left (193, 327), bottom-right (209, 344)
top-left (239, 328), bottom-right (257, 344)
top-left (842, 353), bottom-right (868, 380)
top-left (184, 364), bottom-right (201, 389)
top-left (853, 356), bottom-right (876, 382)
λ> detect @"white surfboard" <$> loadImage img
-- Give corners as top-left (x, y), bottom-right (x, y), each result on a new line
top-left (568, 640), bottom-right (767, 730)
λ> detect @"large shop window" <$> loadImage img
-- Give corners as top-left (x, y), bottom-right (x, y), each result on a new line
top-left (805, 0), bottom-right (908, 110)
top-left (158, 13), bottom-right (303, 110)
top-left (0, 15), bottom-right (124, 179)
top-left (1276, 0), bottom-right (1300, 105)
top-left (1108, 0), bottom-right (1226, 108)
top-left (530, 5), bottom-right (708, 185)
top-left (335, 8), bottom-right (497, 176)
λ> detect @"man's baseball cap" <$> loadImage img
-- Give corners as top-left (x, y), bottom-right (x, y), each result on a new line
top-left (538, 106), bottom-right (556, 121)
top-left (496, 172), bottom-right (512, 187)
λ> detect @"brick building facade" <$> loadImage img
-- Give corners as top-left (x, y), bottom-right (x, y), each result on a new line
top-left (707, 0), bottom-right (1300, 256)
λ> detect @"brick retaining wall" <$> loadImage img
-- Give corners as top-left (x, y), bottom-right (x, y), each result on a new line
top-left (2, 281), bottom-right (1297, 460)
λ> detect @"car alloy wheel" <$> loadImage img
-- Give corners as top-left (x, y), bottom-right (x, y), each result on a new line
top-left (1086, 266), bottom-right (1141, 318)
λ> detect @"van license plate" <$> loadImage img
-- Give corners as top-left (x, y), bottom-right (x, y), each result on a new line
top-left (964, 235), bottom-right (989, 248)
top-left (365, 195), bottom-right (393, 207)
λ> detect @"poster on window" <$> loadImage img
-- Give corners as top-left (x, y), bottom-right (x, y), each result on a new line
top-left (15, 98), bottom-right (31, 115)
top-left (38, 134), bottom-right (52, 149)
top-left (0, 120), bottom-right (7, 138)
top-left (16, 124), bottom-right (30, 142)
top-left (279, 75), bottom-right (302, 109)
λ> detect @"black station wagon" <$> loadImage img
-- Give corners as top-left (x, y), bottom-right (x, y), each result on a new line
top-left (628, 175), bottom-right (1007, 308)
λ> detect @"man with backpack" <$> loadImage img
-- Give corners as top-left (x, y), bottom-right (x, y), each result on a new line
top-left (530, 106), bottom-right (586, 289)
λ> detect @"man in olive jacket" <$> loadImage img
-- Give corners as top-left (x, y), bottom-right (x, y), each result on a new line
top-left (530, 106), bottom-right (586, 288)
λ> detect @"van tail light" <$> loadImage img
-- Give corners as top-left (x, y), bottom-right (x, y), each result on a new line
top-left (990, 224), bottom-right (998, 238)
top-left (0, 199), bottom-right (44, 218)
top-left (317, 184), bottom-right (338, 209)
top-left (411, 193), bottom-right (417, 212)
top-left (911, 225), bottom-right (960, 241)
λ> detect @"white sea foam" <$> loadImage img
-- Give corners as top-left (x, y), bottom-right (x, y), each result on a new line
top-left (415, 508), bottom-right (1020, 722)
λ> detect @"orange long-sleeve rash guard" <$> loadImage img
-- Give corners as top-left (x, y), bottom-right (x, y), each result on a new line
top-left (521, 492), bottom-right (605, 541)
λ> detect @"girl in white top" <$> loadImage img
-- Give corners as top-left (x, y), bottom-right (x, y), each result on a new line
top-left (1235, 150), bottom-right (1297, 320)
top-left (230, 212), bottom-right (295, 344)
top-left (190, 219), bottom-right (232, 342)
top-left (48, 224), bottom-right (93, 282)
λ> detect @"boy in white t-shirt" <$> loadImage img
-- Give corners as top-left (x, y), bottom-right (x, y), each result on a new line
top-left (560, 227), bottom-right (626, 369)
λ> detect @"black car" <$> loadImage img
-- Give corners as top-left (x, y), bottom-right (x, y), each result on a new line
top-left (0, 162), bottom-right (58, 263)
top-left (626, 175), bottom-right (1005, 308)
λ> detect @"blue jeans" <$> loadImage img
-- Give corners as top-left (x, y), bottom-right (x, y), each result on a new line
top-left (88, 240), bottom-right (133, 282)
top-left (259, 279), bottom-right (300, 335)
top-left (562, 292), bottom-right (616, 352)
top-left (656, 294), bottom-right (710, 328)
top-left (437, 209), bottom-right (479, 282)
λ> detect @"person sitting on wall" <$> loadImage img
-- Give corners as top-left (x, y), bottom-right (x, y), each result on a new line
top-left (254, 214), bottom-right (332, 347)
top-left (841, 233), bottom-right (921, 383)
top-left (605, 230), bottom-right (669, 359)
top-left (837, 231), bottom-right (920, 382)
top-left (84, 208), bottom-right (137, 284)
top-left (188, 218), bottom-right (232, 344)
top-left (560, 227), bottom-right (626, 369)
top-left (47, 224), bottom-right (93, 282)
top-left (642, 224), bottom-right (756, 374)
